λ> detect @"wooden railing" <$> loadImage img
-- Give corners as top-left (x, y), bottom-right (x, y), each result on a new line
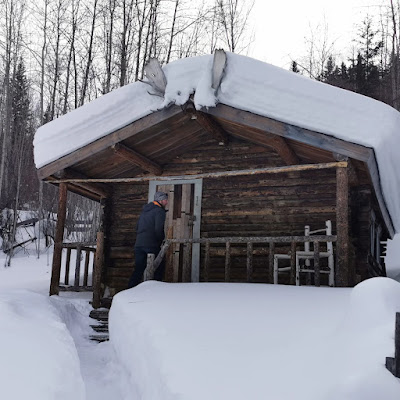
top-left (144, 235), bottom-right (337, 285)
top-left (59, 242), bottom-right (96, 291)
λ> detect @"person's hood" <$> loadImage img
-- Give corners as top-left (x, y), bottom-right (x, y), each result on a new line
top-left (142, 202), bottom-right (162, 212)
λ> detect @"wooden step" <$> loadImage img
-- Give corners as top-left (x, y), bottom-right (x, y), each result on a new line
top-left (89, 334), bottom-right (109, 342)
top-left (90, 324), bottom-right (109, 333)
top-left (89, 309), bottom-right (109, 322)
top-left (89, 308), bottom-right (110, 342)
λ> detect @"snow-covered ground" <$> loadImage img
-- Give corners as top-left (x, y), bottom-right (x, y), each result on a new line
top-left (1, 236), bottom-right (400, 399)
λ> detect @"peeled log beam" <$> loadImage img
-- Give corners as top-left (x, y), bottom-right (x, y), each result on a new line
top-left (52, 162), bottom-right (347, 184)
top-left (229, 129), bottom-right (299, 165)
top-left (112, 143), bottom-right (162, 175)
top-left (63, 169), bottom-right (110, 198)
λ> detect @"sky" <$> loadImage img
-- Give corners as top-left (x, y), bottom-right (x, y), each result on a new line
top-left (250, 0), bottom-right (387, 68)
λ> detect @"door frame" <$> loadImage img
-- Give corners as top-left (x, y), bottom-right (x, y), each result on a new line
top-left (148, 178), bottom-right (203, 282)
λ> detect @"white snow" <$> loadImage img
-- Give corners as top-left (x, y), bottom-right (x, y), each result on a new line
top-left (0, 289), bottom-right (85, 400)
top-left (1, 239), bottom-right (400, 399)
top-left (34, 52), bottom-right (400, 232)
top-left (110, 280), bottom-right (400, 400)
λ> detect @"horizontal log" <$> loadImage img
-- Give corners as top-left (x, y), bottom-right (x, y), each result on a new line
top-left (50, 162), bottom-right (347, 184)
top-left (166, 235), bottom-right (337, 244)
top-left (202, 206), bottom-right (336, 217)
top-left (109, 246), bottom-right (134, 259)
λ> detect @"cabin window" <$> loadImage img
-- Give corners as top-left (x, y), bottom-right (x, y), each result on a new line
top-left (370, 210), bottom-right (382, 264)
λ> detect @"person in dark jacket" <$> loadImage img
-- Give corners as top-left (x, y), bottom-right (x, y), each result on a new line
top-left (128, 191), bottom-right (168, 288)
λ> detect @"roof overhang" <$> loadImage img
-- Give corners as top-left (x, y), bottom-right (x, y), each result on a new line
top-left (37, 102), bottom-right (395, 238)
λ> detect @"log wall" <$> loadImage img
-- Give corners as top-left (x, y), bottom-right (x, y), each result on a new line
top-left (103, 137), bottom-right (385, 293)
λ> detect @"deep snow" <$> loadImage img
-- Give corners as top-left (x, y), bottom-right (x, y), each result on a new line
top-left (110, 280), bottom-right (400, 400)
top-left (1, 235), bottom-right (400, 399)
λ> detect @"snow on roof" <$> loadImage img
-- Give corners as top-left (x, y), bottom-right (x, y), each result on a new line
top-left (33, 53), bottom-right (400, 232)
top-left (110, 280), bottom-right (400, 400)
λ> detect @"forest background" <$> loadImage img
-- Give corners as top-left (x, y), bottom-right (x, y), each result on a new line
top-left (0, 0), bottom-right (399, 262)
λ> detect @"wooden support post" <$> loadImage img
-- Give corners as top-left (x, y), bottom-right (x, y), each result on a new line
top-left (50, 183), bottom-right (68, 296)
top-left (204, 242), bottom-right (210, 282)
top-left (92, 232), bottom-right (104, 309)
top-left (144, 253), bottom-right (155, 281)
top-left (182, 243), bottom-right (191, 282)
top-left (290, 241), bottom-right (296, 285)
top-left (247, 242), bottom-right (253, 283)
top-left (83, 250), bottom-right (90, 286)
top-left (64, 247), bottom-right (71, 285)
top-left (386, 312), bottom-right (400, 378)
top-left (225, 241), bottom-right (231, 282)
top-left (269, 242), bottom-right (275, 284)
top-left (314, 241), bottom-right (320, 287)
top-left (336, 164), bottom-right (349, 286)
top-left (74, 245), bottom-right (82, 287)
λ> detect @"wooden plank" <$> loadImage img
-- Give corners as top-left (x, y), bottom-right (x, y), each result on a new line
top-left (204, 241), bottom-right (210, 282)
top-left (225, 241), bottom-right (231, 282)
top-left (386, 313), bottom-right (400, 378)
top-left (144, 58), bottom-right (167, 94)
top-left (290, 241), bottom-right (296, 285)
top-left (51, 162), bottom-right (347, 184)
top-left (336, 165), bottom-right (349, 287)
top-left (182, 243), bottom-right (191, 282)
top-left (50, 183), bottom-right (68, 296)
top-left (395, 312), bottom-right (400, 377)
top-left (247, 242), bottom-right (253, 282)
top-left (64, 248), bottom-right (72, 285)
top-left (212, 49), bottom-right (227, 90)
top-left (74, 245), bottom-right (82, 287)
top-left (83, 250), bottom-right (90, 286)
top-left (112, 143), bottom-right (162, 175)
top-left (144, 253), bottom-right (156, 281)
top-left (37, 105), bottom-right (183, 180)
top-left (314, 241), bottom-right (320, 287)
top-left (269, 242), bottom-right (275, 283)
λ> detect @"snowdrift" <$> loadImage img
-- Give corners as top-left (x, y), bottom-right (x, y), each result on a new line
top-left (0, 290), bottom-right (85, 400)
top-left (109, 279), bottom-right (400, 400)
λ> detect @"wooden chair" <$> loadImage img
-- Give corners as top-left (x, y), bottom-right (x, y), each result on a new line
top-left (295, 220), bottom-right (334, 286)
top-left (273, 220), bottom-right (334, 286)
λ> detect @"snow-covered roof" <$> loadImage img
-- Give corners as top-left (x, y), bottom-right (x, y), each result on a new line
top-left (33, 52), bottom-right (400, 232)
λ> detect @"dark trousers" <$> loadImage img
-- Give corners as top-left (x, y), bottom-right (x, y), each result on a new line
top-left (128, 246), bottom-right (165, 288)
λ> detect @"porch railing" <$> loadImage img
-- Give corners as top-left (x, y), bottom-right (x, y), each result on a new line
top-left (144, 235), bottom-right (337, 286)
top-left (59, 242), bottom-right (96, 291)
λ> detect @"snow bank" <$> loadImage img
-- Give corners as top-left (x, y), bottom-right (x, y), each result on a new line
top-left (34, 53), bottom-right (400, 232)
top-left (386, 234), bottom-right (400, 282)
top-left (0, 290), bottom-right (85, 400)
top-left (109, 280), bottom-right (400, 399)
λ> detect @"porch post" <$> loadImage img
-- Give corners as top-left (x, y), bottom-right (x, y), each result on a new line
top-left (50, 183), bottom-right (68, 295)
top-left (336, 163), bottom-right (349, 287)
top-left (92, 198), bottom-right (107, 309)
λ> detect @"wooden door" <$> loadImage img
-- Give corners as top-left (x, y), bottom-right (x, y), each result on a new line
top-left (148, 179), bottom-right (202, 282)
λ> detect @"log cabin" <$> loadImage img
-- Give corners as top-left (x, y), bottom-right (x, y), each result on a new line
top-left (34, 50), bottom-right (400, 307)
